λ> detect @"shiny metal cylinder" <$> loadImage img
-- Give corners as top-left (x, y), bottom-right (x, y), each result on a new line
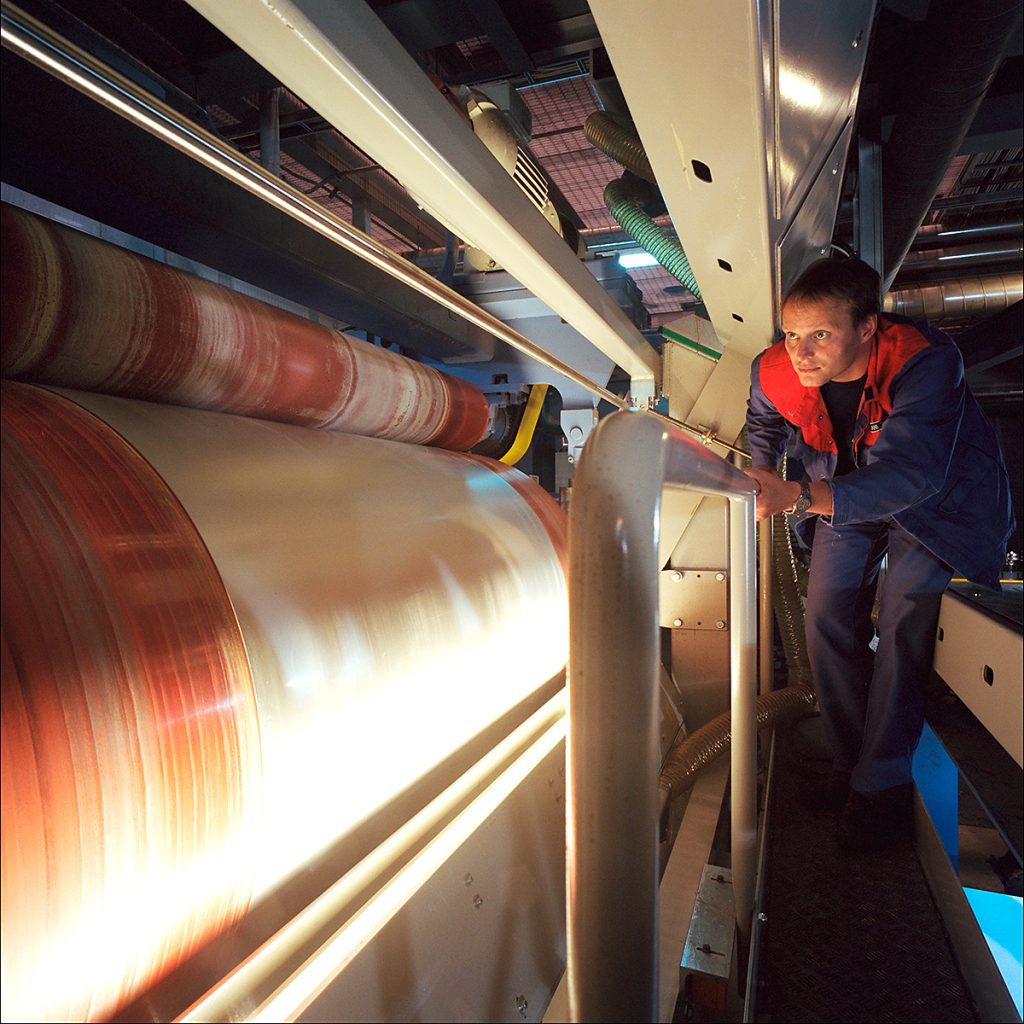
top-left (54, 387), bottom-right (569, 896)
top-left (899, 240), bottom-right (1023, 270)
top-left (759, 517), bottom-right (774, 696)
top-left (567, 411), bottom-right (757, 1022)
top-left (883, 272), bottom-right (1023, 319)
top-left (913, 219), bottom-right (1022, 247)
top-left (729, 493), bottom-right (758, 940)
top-left (0, 203), bottom-right (489, 450)
top-left (2, 384), bottom-right (569, 1021)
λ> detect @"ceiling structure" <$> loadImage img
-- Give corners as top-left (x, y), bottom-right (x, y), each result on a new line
top-left (3, 0), bottom-right (1022, 357)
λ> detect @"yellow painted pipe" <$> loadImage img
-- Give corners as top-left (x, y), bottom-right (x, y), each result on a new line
top-left (500, 383), bottom-right (549, 466)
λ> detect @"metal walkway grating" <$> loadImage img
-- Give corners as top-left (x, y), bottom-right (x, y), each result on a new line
top-left (756, 723), bottom-right (978, 1023)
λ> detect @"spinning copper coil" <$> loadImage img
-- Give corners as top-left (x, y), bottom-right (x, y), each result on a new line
top-left (1, 382), bottom-right (261, 1022)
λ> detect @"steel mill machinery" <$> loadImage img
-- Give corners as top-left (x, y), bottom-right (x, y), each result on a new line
top-left (2, 1), bottom-right (1022, 1022)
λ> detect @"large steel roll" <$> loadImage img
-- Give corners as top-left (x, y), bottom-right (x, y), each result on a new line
top-left (1, 383), bottom-right (262, 1023)
top-left (0, 203), bottom-right (489, 451)
top-left (1, 382), bottom-right (568, 1022)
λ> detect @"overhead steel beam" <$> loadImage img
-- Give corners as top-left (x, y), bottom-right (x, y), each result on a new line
top-left (281, 133), bottom-right (446, 250)
top-left (213, 90), bottom-right (447, 251)
top-left (182, 0), bottom-right (659, 402)
top-left (589, 0), bottom-right (876, 358)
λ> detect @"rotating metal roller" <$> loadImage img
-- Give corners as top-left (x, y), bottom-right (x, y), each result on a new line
top-left (1, 382), bottom-right (261, 1023)
top-left (1, 383), bottom-right (568, 1021)
top-left (0, 203), bottom-right (489, 451)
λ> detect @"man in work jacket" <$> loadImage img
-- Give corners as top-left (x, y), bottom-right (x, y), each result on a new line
top-left (745, 256), bottom-right (1014, 851)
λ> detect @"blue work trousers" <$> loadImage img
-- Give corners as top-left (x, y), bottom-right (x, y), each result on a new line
top-left (805, 518), bottom-right (953, 793)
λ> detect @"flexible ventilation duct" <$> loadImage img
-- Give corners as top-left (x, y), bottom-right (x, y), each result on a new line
top-left (585, 112), bottom-right (703, 300)
top-left (584, 111), bottom-right (655, 184)
top-left (603, 176), bottom-right (703, 301)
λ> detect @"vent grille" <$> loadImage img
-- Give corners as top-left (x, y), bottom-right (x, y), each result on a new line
top-left (514, 147), bottom-right (549, 211)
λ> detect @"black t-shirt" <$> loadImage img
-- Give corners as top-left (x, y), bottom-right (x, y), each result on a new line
top-left (820, 373), bottom-right (866, 476)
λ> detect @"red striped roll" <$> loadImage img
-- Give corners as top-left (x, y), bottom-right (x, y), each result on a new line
top-left (0, 203), bottom-right (488, 451)
top-left (0, 382), bottom-right (261, 1023)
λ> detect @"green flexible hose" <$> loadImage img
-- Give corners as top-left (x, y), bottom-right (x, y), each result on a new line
top-left (584, 111), bottom-right (656, 183)
top-left (604, 176), bottom-right (703, 301)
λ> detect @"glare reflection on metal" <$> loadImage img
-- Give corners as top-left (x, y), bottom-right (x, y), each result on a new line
top-left (180, 694), bottom-right (567, 1023)
top-left (58, 390), bottom-right (569, 900)
top-left (778, 66), bottom-right (825, 112)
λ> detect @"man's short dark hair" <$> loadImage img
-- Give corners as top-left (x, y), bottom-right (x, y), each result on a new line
top-left (783, 257), bottom-right (881, 326)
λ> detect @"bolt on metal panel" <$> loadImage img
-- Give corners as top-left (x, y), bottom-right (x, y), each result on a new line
top-left (659, 569), bottom-right (729, 630)
top-left (680, 865), bottom-right (736, 981)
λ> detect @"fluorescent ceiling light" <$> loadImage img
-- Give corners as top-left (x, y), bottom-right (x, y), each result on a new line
top-left (618, 251), bottom-right (659, 269)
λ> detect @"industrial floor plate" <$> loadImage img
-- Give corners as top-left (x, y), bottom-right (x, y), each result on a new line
top-left (756, 723), bottom-right (978, 1023)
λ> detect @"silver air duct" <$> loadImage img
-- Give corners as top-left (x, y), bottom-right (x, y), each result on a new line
top-left (883, 272), bottom-right (1023, 319)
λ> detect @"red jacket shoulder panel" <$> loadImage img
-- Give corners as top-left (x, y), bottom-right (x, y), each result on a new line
top-left (870, 318), bottom-right (931, 406)
top-left (759, 340), bottom-right (811, 420)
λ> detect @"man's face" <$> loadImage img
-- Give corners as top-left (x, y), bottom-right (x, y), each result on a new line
top-left (781, 297), bottom-right (876, 387)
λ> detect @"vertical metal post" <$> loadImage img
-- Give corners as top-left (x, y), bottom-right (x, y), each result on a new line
top-left (855, 86), bottom-right (884, 280)
top-left (729, 493), bottom-right (758, 940)
top-left (758, 517), bottom-right (774, 696)
top-left (258, 87), bottom-right (281, 177)
top-left (568, 454), bottom-right (660, 1023)
top-left (568, 411), bottom-right (758, 1021)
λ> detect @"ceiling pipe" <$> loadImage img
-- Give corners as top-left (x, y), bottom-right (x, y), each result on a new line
top-left (880, 0), bottom-right (1023, 292)
top-left (883, 272), bottom-right (1023, 320)
top-left (928, 187), bottom-right (1023, 211)
top-left (913, 220), bottom-right (1022, 248)
top-left (898, 240), bottom-right (1023, 272)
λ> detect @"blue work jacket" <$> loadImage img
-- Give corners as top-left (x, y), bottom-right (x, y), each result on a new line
top-left (746, 314), bottom-right (1014, 589)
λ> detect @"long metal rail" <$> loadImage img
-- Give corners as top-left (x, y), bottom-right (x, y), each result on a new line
top-left (179, 0), bottom-right (660, 403)
top-left (567, 410), bottom-right (759, 1022)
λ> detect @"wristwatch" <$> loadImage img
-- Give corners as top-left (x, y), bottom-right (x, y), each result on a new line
top-left (788, 479), bottom-right (813, 517)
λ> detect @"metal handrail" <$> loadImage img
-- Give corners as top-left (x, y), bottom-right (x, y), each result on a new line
top-left (759, 517), bottom-right (774, 696)
top-left (567, 410), bottom-right (758, 1023)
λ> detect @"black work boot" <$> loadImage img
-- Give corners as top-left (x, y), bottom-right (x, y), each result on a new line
top-left (797, 769), bottom-right (851, 811)
top-left (836, 782), bottom-right (914, 851)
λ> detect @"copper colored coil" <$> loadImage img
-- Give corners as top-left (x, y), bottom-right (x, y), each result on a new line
top-left (54, 389), bottom-right (571, 902)
top-left (0, 382), bottom-right (261, 1023)
top-left (0, 203), bottom-right (489, 451)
